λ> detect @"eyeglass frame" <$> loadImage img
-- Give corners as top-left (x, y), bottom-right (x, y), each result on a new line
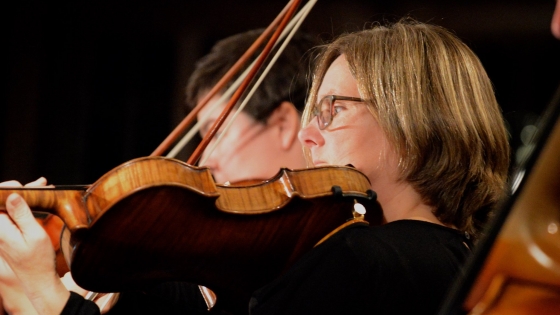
top-left (311, 95), bottom-right (364, 130)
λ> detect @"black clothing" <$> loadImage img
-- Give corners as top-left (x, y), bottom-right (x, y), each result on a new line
top-left (249, 220), bottom-right (471, 315)
top-left (60, 220), bottom-right (470, 315)
top-left (60, 282), bottom-right (208, 315)
top-left (61, 292), bottom-right (99, 315)
top-left (106, 282), bottom-right (209, 315)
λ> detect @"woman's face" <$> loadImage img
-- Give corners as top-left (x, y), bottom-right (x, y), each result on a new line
top-left (298, 55), bottom-right (401, 191)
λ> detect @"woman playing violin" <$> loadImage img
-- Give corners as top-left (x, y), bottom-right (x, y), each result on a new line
top-left (0, 20), bottom-right (511, 315)
top-left (248, 20), bottom-right (510, 315)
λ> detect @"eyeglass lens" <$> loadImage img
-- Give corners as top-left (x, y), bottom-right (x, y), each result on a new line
top-left (318, 96), bottom-right (332, 129)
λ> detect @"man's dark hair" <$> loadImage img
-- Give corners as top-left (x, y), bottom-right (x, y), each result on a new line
top-left (186, 29), bottom-right (319, 122)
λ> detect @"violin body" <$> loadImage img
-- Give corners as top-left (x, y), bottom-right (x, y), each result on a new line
top-left (1, 156), bottom-right (380, 313)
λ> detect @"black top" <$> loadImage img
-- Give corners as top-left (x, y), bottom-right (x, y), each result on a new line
top-left (249, 220), bottom-right (472, 315)
top-left (61, 220), bottom-right (471, 315)
top-left (61, 282), bottom-right (209, 315)
top-left (107, 281), bottom-right (210, 315)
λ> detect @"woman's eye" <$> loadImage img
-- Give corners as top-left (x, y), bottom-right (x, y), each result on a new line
top-left (333, 105), bottom-right (344, 114)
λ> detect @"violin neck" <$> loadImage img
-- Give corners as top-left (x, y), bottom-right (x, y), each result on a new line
top-left (0, 187), bottom-right (85, 217)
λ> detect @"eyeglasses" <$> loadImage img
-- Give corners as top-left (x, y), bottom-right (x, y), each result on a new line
top-left (311, 95), bottom-right (364, 130)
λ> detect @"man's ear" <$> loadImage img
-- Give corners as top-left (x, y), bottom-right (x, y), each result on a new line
top-left (266, 101), bottom-right (301, 150)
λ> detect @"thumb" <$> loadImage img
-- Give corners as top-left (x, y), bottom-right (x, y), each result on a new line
top-left (5, 194), bottom-right (36, 231)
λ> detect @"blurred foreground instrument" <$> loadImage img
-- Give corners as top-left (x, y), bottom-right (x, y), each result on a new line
top-left (438, 84), bottom-right (560, 314)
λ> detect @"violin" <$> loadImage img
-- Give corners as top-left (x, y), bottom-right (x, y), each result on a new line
top-left (0, 157), bottom-right (380, 313)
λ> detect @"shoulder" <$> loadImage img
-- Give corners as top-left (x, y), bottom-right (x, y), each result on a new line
top-left (250, 221), bottom-right (471, 315)
top-left (326, 219), bottom-right (467, 247)
top-left (322, 220), bottom-right (471, 273)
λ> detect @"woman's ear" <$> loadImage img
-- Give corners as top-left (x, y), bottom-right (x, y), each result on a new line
top-left (266, 101), bottom-right (301, 150)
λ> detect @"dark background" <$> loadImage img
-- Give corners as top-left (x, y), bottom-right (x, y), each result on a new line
top-left (2, 0), bottom-right (559, 185)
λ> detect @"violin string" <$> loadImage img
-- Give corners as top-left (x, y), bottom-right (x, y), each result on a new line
top-left (166, 0), bottom-right (316, 160)
top-left (197, 0), bottom-right (317, 165)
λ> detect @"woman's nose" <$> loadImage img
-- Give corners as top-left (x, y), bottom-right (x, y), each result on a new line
top-left (298, 117), bottom-right (325, 148)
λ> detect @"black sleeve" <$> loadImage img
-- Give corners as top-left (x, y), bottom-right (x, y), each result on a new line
top-left (60, 292), bottom-right (100, 315)
top-left (106, 282), bottom-right (210, 315)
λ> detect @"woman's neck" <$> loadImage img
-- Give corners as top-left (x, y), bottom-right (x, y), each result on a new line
top-left (377, 181), bottom-right (445, 226)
